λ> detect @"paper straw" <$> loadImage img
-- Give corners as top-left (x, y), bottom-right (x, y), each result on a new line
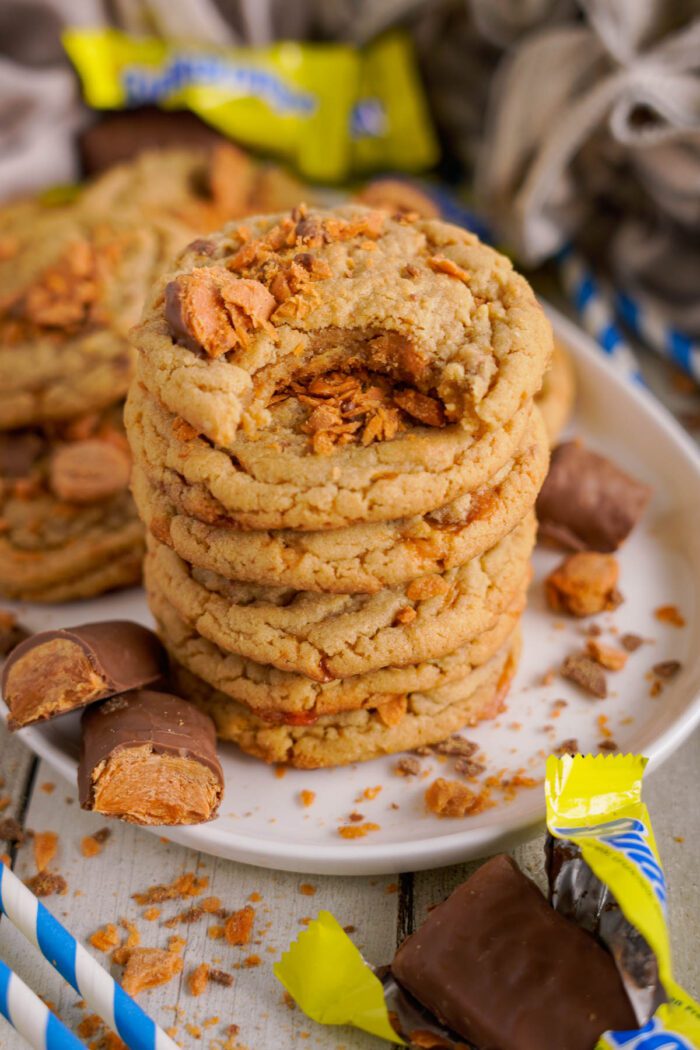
top-left (0, 958), bottom-right (83, 1050)
top-left (0, 864), bottom-right (177, 1050)
top-left (558, 244), bottom-right (643, 383)
top-left (614, 288), bottom-right (700, 385)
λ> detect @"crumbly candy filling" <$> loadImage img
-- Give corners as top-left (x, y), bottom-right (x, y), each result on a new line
top-left (271, 369), bottom-right (445, 454)
top-left (5, 638), bottom-right (108, 726)
top-left (0, 411), bottom-right (131, 507)
top-left (0, 240), bottom-right (103, 342)
top-left (162, 205), bottom-right (515, 443)
top-left (91, 744), bottom-right (221, 825)
top-left (545, 552), bottom-right (622, 617)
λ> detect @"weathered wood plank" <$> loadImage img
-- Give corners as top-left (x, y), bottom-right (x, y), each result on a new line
top-left (0, 723), bottom-right (37, 853)
top-left (0, 725), bottom-right (36, 815)
top-left (0, 725), bottom-right (697, 1050)
top-left (0, 757), bottom-right (400, 1050)
top-left (644, 730), bottom-right (700, 995)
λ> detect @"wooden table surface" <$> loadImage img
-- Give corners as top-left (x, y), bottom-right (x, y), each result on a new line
top-left (1, 342), bottom-right (699, 1050)
top-left (0, 720), bottom-right (697, 1050)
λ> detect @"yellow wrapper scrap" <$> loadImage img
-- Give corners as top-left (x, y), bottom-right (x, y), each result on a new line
top-left (546, 753), bottom-right (700, 1050)
top-left (274, 910), bottom-right (402, 1044)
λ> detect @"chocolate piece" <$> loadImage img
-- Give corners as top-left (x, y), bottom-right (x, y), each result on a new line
top-left (2, 621), bottom-right (166, 729)
top-left (651, 660), bottom-right (681, 678)
top-left (78, 108), bottom-right (224, 175)
top-left (537, 441), bottom-right (651, 552)
top-left (0, 430), bottom-right (44, 478)
top-left (165, 269), bottom-right (275, 358)
top-left (79, 689), bottom-right (223, 825)
top-left (561, 653), bottom-right (608, 698)
top-left (391, 854), bottom-right (636, 1050)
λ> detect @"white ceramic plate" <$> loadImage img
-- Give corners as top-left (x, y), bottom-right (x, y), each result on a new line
top-left (3, 305), bottom-right (700, 875)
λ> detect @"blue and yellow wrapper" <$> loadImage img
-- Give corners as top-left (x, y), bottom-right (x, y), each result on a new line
top-left (62, 29), bottom-right (438, 182)
top-left (546, 754), bottom-right (700, 1049)
top-left (274, 755), bottom-right (699, 1048)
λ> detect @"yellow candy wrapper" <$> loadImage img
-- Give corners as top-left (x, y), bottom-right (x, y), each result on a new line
top-left (62, 29), bottom-right (438, 182)
top-left (274, 910), bottom-right (403, 1044)
top-left (546, 753), bottom-right (700, 1050)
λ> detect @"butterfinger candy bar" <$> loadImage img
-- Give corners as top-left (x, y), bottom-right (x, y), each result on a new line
top-left (276, 757), bottom-right (700, 1050)
top-left (2, 621), bottom-right (166, 729)
top-left (391, 853), bottom-right (635, 1050)
top-left (537, 441), bottom-right (651, 552)
top-left (79, 689), bottom-right (223, 825)
top-left (78, 107), bottom-right (224, 175)
top-left (546, 754), bottom-right (700, 1048)
top-left (63, 29), bottom-right (438, 181)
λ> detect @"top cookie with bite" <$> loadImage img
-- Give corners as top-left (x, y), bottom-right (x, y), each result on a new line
top-left (131, 205), bottom-right (553, 449)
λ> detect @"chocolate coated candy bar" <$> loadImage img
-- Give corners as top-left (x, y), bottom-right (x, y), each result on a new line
top-left (78, 107), bottom-right (224, 175)
top-left (2, 621), bottom-right (166, 728)
top-left (391, 853), bottom-right (636, 1050)
top-left (79, 689), bottom-right (224, 826)
top-left (537, 441), bottom-right (651, 552)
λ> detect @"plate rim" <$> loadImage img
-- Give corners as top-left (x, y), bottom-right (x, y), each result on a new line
top-left (10, 302), bottom-right (700, 875)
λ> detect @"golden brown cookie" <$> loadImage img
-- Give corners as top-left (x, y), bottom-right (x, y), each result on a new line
top-left (149, 578), bottom-right (526, 719)
top-left (354, 178), bottom-right (441, 218)
top-left (126, 380), bottom-right (535, 531)
top-left (144, 514), bottom-right (535, 680)
top-left (0, 206), bottom-right (191, 430)
top-left (131, 204), bottom-right (553, 449)
top-left (131, 407), bottom-right (548, 592)
top-left (170, 632), bottom-right (521, 768)
top-left (79, 145), bottom-right (312, 233)
top-left (536, 340), bottom-right (576, 446)
top-left (0, 407), bottom-right (143, 602)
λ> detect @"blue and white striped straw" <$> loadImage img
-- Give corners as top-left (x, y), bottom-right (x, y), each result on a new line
top-left (0, 864), bottom-right (177, 1050)
top-left (0, 958), bottom-right (83, 1050)
top-left (558, 244), bottom-right (643, 383)
top-left (615, 288), bottom-right (700, 385)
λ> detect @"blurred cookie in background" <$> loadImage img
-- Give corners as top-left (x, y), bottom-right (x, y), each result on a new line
top-left (536, 339), bottom-right (576, 446)
top-left (0, 407), bottom-right (143, 602)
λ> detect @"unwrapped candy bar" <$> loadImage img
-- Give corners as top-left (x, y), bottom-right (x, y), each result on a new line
top-left (2, 621), bottom-right (166, 729)
top-left (79, 689), bottom-right (223, 826)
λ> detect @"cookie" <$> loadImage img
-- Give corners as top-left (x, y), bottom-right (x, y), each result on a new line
top-left (132, 407), bottom-right (548, 592)
top-left (126, 380), bottom-right (534, 531)
top-left (131, 204), bottom-right (552, 449)
top-left (0, 408), bottom-right (143, 602)
top-left (16, 547), bottom-right (143, 604)
top-left (144, 513), bottom-right (536, 680)
top-left (149, 578), bottom-right (526, 719)
top-left (80, 145), bottom-right (311, 234)
top-left (170, 632), bottom-right (521, 768)
top-left (0, 207), bottom-right (191, 430)
top-left (536, 340), bottom-right (576, 447)
top-left (354, 178), bottom-right (441, 218)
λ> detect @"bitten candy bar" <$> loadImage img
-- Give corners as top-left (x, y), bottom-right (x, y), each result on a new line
top-left (391, 853), bottom-right (636, 1050)
top-left (2, 621), bottom-right (166, 729)
top-left (537, 440), bottom-right (651, 552)
top-left (79, 689), bottom-right (224, 825)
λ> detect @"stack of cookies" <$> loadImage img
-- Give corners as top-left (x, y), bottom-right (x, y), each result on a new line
top-left (0, 194), bottom-right (190, 601)
top-left (126, 204), bottom-right (553, 767)
top-left (0, 144), bottom-right (309, 603)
